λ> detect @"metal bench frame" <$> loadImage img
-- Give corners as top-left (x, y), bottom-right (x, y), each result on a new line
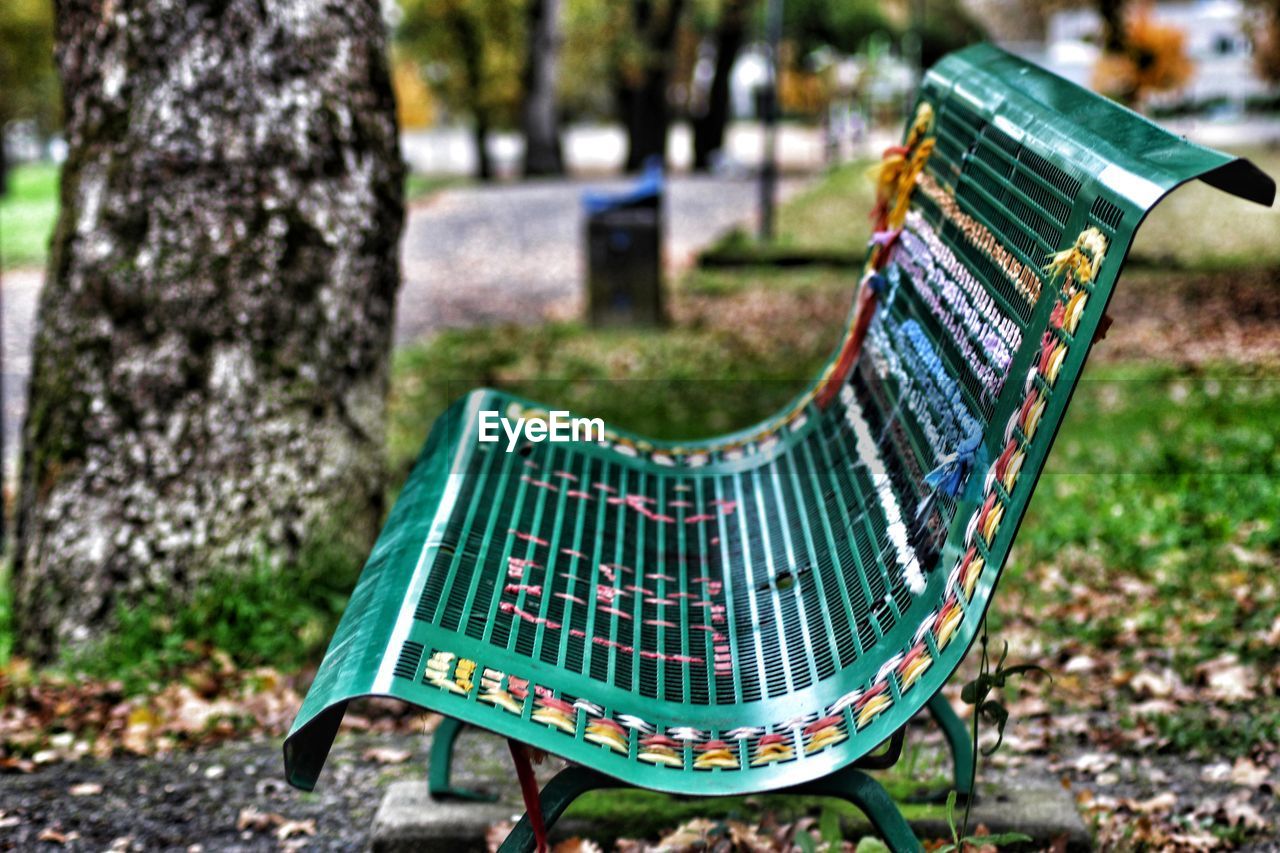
top-left (284, 45), bottom-right (1274, 852)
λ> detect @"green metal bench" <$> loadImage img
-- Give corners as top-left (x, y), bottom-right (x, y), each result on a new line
top-left (284, 45), bottom-right (1274, 851)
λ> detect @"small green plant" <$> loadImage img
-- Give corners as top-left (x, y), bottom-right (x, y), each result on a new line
top-left (961, 634), bottom-right (1049, 758)
top-left (953, 621), bottom-right (1050, 844)
top-left (936, 790), bottom-right (1031, 852)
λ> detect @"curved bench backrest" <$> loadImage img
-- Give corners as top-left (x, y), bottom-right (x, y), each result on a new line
top-left (797, 41), bottom-right (1275, 731)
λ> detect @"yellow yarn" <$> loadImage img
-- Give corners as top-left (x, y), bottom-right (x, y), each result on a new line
top-left (871, 103), bottom-right (937, 231)
top-left (1045, 227), bottom-right (1109, 284)
top-left (904, 102), bottom-right (935, 149)
top-left (887, 139), bottom-right (935, 230)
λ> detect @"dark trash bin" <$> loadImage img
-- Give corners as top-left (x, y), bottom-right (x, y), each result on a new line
top-left (582, 160), bottom-right (664, 327)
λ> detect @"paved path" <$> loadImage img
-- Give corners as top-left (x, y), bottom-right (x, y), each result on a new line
top-left (396, 173), bottom-right (801, 339)
top-left (1, 173), bottom-right (809, 475)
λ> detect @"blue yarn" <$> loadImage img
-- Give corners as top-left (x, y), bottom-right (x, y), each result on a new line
top-left (924, 424), bottom-right (984, 498)
top-left (896, 320), bottom-right (979, 445)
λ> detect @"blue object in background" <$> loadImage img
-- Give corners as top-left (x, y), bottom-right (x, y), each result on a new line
top-left (582, 157), bottom-right (664, 215)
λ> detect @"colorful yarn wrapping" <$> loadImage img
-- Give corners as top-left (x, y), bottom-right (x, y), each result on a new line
top-left (916, 172), bottom-right (1042, 303)
top-left (866, 318), bottom-right (978, 462)
top-left (924, 424), bottom-right (985, 498)
top-left (896, 320), bottom-right (980, 449)
top-left (872, 104), bottom-right (936, 231)
top-left (866, 270), bottom-right (889, 297)
top-left (1045, 227), bottom-right (1109, 284)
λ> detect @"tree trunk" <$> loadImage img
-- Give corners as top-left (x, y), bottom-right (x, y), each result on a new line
top-left (522, 0), bottom-right (564, 177)
top-left (14, 0), bottom-right (404, 661)
top-left (619, 0), bottom-right (686, 172)
top-left (1098, 0), bottom-right (1127, 52)
top-left (620, 79), bottom-right (671, 172)
top-left (1096, 0), bottom-right (1139, 105)
top-left (474, 117), bottom-right (493, 181)
top-left (449, 7), bottom-right (494, 181)
top-left (692, 0), bottom-right (748, 172)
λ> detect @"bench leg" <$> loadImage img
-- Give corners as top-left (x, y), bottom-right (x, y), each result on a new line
top-left (428, 716), bottom-right (498, 801)
top-left (793, 764), bottom-right (923, 853)
top-left (497, 761), bottom-right (919, 853)
top-left (927, 693), bottom-right (975, 801)
top-left (496, 765), bottom-right (617, 853)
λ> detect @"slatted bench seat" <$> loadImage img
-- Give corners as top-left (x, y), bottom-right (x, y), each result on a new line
top-left (284, 44), bottom-right (1274, 852)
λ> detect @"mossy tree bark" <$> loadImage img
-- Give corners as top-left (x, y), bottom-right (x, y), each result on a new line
top-left (14, 0), bottom-right (405, 661)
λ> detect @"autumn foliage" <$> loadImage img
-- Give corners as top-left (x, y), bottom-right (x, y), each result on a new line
top-left (1092, 2), bottom-right (1194, 106)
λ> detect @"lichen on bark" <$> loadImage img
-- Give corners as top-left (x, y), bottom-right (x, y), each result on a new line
top-left (14, 0), bottom-right (405, 661)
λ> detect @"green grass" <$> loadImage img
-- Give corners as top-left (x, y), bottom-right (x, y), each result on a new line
top-left (1006, 365), bottom-right (1280, 667)
top-left (388, 269), bottom-right (853, 475)
top-left (405, 172), bottom-right (467, 203)
top-left (993, 363), bottom-right (1280, 754)
top-left (65, 534), bottom-right (364, 694)
top-left (0, 561), bottom-right (11, 665)
top-left (703, 147), bottom-right (1280, 273)
top-left (566, 788), bottom-right (947, 843)
top-left (1130, 147), bottom-right (1280, 270)
top-left (700, 159), bottom-right (877, 265)
top-left (774, 160), bottom-right (878, 253)
top-left (0, 162), bottom-right (59, 270)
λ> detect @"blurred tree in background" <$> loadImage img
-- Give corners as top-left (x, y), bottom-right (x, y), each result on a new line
top-left (398, 0), bottom-right (525, 179)
top-left (784, 0), bottom-right (981, 69)
top-left (558, 0), bottom-right (619, 118)
top-left (523, 0), bottom-right (565, 175)
top-left (784, 0), bottom-right (893, 55)
top-left (14, 0), bottom-right (404, 661)
top-left (690, 0), bottom-right (753, 171)
top-left (1254, 0), bottom-right (1280, 84)
top-left (1093, 0), bottom-right (1192, 105)
top-left (616, 0), bottom-right (690, 171)
top-left (392, 0), bottom-right (986, 173)
top-left (0, 0), bottom-right (59, 192)
top-left (913, 0), bottom-right (987, 67)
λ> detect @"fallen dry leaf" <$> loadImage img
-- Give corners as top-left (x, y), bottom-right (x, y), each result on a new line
top-left (1229, 756), bottom-right (1270, 789)
top-left (236, 807), bottom-right (283, 832)
top-left (68, 782), bottom-right (103, 796)
top-left (1071, 752), bottom-right (1117, 775)
top-left (37, 827), bottom-right (80, 845)
top-left (1128, 668), bottom-right (1188, 700)
top-left (1126, 791), bottom-right (1178, 814)
top-left (1201, 761), bottom-right (1232, 783)
top-left (362, 746), bottom-right (412, 765)
top-left (1196, 654), bottom-right (1257, 703)
top-left (656, 818), bottom-right (718, 850)
top-left (726, 820), bottom-right (771, 850)
top-left (1193, 790), bottom-right (1268, 831)
top-left (275, 818), bottom-right (317, 841)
